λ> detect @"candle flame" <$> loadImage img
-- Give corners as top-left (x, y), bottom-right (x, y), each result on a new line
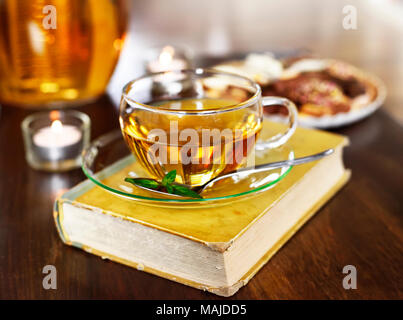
top-left (159, 46), bottom-right (175, 66)
top-left (49, 110), bottom-right (60, 121)
top-left (51, 120), bottom-right (63, 133)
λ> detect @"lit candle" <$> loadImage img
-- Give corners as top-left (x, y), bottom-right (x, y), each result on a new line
top-left (147, 46), bottom-right (187, 73)
top-left (33, 120), bottom-right (82, 148)
top-left (22, 110), bottom-right (90, 171)
top-left (32, 119), bottom-right (82, 162)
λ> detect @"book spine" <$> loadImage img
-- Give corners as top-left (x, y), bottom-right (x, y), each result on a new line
top-left (53, 199), bottom-right (83, 249)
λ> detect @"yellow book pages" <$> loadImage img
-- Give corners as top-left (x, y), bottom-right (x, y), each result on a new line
top-left (64, 123), bottom-right (347, 245)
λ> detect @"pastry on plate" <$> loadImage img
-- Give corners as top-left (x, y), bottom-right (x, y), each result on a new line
top-left (212, 54), bottom-right (386, 128)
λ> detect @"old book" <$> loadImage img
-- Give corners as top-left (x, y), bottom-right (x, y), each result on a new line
top-left (54, 124), bottom-right (350, 297)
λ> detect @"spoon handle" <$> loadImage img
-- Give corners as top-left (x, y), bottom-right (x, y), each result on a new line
top-left (250, 148), bottom-right (334, 173)
top-left (199, 148), bottom-right (334, 192)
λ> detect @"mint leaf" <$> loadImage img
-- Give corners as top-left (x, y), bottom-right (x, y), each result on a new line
top-left (124, 174), bottom-right (203, 199)
top-left (171, 184), bottom-right (203, 199)
top-left (125, 177), bottom-right (160, 189)
top-left (165, 184), bottom-right (174, 194)
top-left (162, 170), bottom-right (177, 186)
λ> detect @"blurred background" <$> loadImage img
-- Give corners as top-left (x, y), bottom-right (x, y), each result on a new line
top-left (109, 0), bottom-right (403, 123)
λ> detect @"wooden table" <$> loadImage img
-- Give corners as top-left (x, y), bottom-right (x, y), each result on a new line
top-left (1, 54), bottom-right (402, 299)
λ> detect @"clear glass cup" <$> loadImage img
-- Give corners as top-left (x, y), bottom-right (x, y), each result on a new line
top-left (119, 69), bottom-right (297, 187)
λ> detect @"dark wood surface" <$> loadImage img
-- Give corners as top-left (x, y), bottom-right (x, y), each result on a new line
top-left (1, 59), bottom-right (403, 299)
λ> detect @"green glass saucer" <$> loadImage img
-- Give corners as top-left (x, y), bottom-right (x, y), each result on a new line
top-left (82, 130), bottom-right (293, 207)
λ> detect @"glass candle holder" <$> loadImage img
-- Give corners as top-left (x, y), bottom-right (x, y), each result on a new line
top-left (144, 46), bottom-right (194, 95)
top-left (21, 110), bottom-right (90, 172)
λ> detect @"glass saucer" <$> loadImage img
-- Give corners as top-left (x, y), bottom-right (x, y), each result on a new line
top-left (81, 130), bottom-right (294, 207)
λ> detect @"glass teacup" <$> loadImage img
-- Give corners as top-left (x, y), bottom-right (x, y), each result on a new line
top-left (119, 69), bottom-right (297, 187)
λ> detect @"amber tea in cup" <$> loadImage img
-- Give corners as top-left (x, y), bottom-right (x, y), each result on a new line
top-left (120, 69), bottom-right (297, 187)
